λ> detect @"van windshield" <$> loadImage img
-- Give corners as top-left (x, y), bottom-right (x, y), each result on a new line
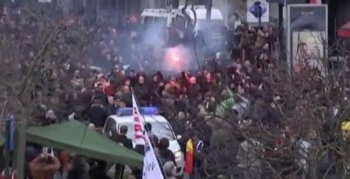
top-left (197, 19), bottom-right (224, 30)
top-left (119, 121), bottom-right (175, 141)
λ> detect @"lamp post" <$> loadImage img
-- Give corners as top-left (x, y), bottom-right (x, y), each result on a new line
top-left (4, 114), bottom-right (14, 179)
top-left (206, 0), bottom-right (212, 20)
top-left (254, 1), bottom-right (262, 27)
top-left (249, 1), bottom-right (266, 28)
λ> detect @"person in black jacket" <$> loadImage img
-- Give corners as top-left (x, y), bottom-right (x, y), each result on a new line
top-left (144, 123), bottom-right (155, 138)
top-left (88, 97), bottom-right (109, 128)
top-left (114, 125), bottom-right (133, 150)
top-left (158, 138), bottom-right (176, 167)
top-left (92, 83), bottom-right (108, 105)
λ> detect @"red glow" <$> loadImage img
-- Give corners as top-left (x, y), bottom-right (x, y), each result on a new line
top-left (164, 47), bottom-right (182, 71)
top-left (163, 45), bottom-right (192, 72)
top-left (171, 52), bottom-right (180, 62)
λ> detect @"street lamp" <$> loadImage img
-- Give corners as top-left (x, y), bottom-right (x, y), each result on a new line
top-left (249, 1), bottom-right (266, 27)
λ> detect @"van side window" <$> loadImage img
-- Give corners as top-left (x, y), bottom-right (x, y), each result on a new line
top-left (104, 117), bottom-right (117, 137)
top-left (143, 16), bottom-right (153, 24)
top-left (153, 17), bottom-right (166, 24)
top-left (175, 16), bottom-right (186, 29)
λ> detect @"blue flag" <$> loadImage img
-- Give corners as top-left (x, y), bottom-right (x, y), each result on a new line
top-left (7, 114), bottom-right (14, 151)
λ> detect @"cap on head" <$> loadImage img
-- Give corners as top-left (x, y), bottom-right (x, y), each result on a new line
top-left (88, 123), bottom-right (95, 129)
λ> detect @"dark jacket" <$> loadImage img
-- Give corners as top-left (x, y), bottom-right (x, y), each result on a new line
top-left (88, 104), bottom-right (109, 128)
top-left (158, 149), bottom-right (176, 167)
top-left (92, 91), bottom-right (108, 104)
top-left (115, 135), bottom-right (133, 150)
top-left (134, 83), bottom-right (148, 101)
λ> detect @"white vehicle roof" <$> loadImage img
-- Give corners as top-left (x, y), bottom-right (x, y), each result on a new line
top-left (177, 5), bottom-right (224, 20)
top-left (103, 108), bottom-right (182, 157)
top-left (141, 9), bottom-right (179, 18)
top-left (108, 114), bottom-right (169, 125)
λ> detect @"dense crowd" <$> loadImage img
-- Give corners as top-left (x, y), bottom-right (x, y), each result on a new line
top-left (0, 3), bottom-right (340, 179)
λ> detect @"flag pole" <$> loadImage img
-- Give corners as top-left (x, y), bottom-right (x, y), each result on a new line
top-left (4, 118), bottom-right (9, 179)
top-left (4, 114), bottom-right (13, 179)
top-left (258, 3), bottom-right (261, 27)
top-left (113, 164), bottom-right (124, 179)
top-left (130, 88), bottom-right (168, 179)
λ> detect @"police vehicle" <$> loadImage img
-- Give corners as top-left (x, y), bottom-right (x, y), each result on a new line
top-left (140, 6), bottom-right (226, 49)
top-left (103, 107), bottom-right (184, 175)
top-left (140, 6), bottom-right (225, 33)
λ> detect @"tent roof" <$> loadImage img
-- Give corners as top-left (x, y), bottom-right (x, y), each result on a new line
top-left (0, 135), bottom-right (3, 147)
top-left (26, 120), bottom-right (142, 167)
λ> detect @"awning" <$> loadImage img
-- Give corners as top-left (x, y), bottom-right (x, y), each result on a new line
top-left (26, 120), bottom-right (143, 167)
top-left (338, 22), bottom-right (350, 37)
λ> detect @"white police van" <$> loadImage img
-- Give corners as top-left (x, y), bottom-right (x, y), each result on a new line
top-left (103, 107), bottom-right (184, 175)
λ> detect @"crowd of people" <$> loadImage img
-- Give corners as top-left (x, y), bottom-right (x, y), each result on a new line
top-left (0, 2), bottom-right (342, 179)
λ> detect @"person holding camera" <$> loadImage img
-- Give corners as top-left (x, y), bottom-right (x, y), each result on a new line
top-left (29, 148), bottom-right (60, 179)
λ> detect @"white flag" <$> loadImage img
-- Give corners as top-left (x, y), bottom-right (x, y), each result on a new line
top-left (131, 94), bottom-right (164, 179)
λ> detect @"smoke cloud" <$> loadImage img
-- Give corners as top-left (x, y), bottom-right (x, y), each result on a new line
top-left (137, 21), bottom-right (199, 74)
top-left (140, 21), bottom-right (165, 48)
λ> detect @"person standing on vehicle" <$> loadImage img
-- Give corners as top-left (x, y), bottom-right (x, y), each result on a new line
top-left (144, 123), bottom-right (155, 138)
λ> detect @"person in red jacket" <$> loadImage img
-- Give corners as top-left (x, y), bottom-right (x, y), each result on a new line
top-left (104, 82), bottom-right (114, 105)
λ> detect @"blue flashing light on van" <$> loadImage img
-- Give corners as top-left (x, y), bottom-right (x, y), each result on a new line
top-left (116, 107), bottom-right (159, 116)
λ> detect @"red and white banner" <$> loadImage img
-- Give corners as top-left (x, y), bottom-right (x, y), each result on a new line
top-left (132, 95), bottom-right (145, 146)
top-left (132, 94), bottom-right (164, 179)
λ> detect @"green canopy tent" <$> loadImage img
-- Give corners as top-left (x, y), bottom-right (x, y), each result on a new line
top-left (25, 120), bottom-right (142, 167)
top-left (0, 135), bottom-right (4, 147)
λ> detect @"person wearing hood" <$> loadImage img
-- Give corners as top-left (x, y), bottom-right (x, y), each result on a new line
top-left (88, 97), bottom-right (109, 128)
top-left (113, 125), bottom-right (133, 150)
top-left (133, 76), bottom-right (148, 105)
top-left (93, 82), bottom-right (108, 105)
top-left (144, 122), bottom-right (155, 139)
top-left (158, 138), bottom-right (176, 167)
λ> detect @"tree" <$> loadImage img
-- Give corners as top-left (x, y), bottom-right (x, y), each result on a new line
top-left (171, 36), bottom-right (350, 179)
top-left (0, 3), bottom-right (88, 179)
